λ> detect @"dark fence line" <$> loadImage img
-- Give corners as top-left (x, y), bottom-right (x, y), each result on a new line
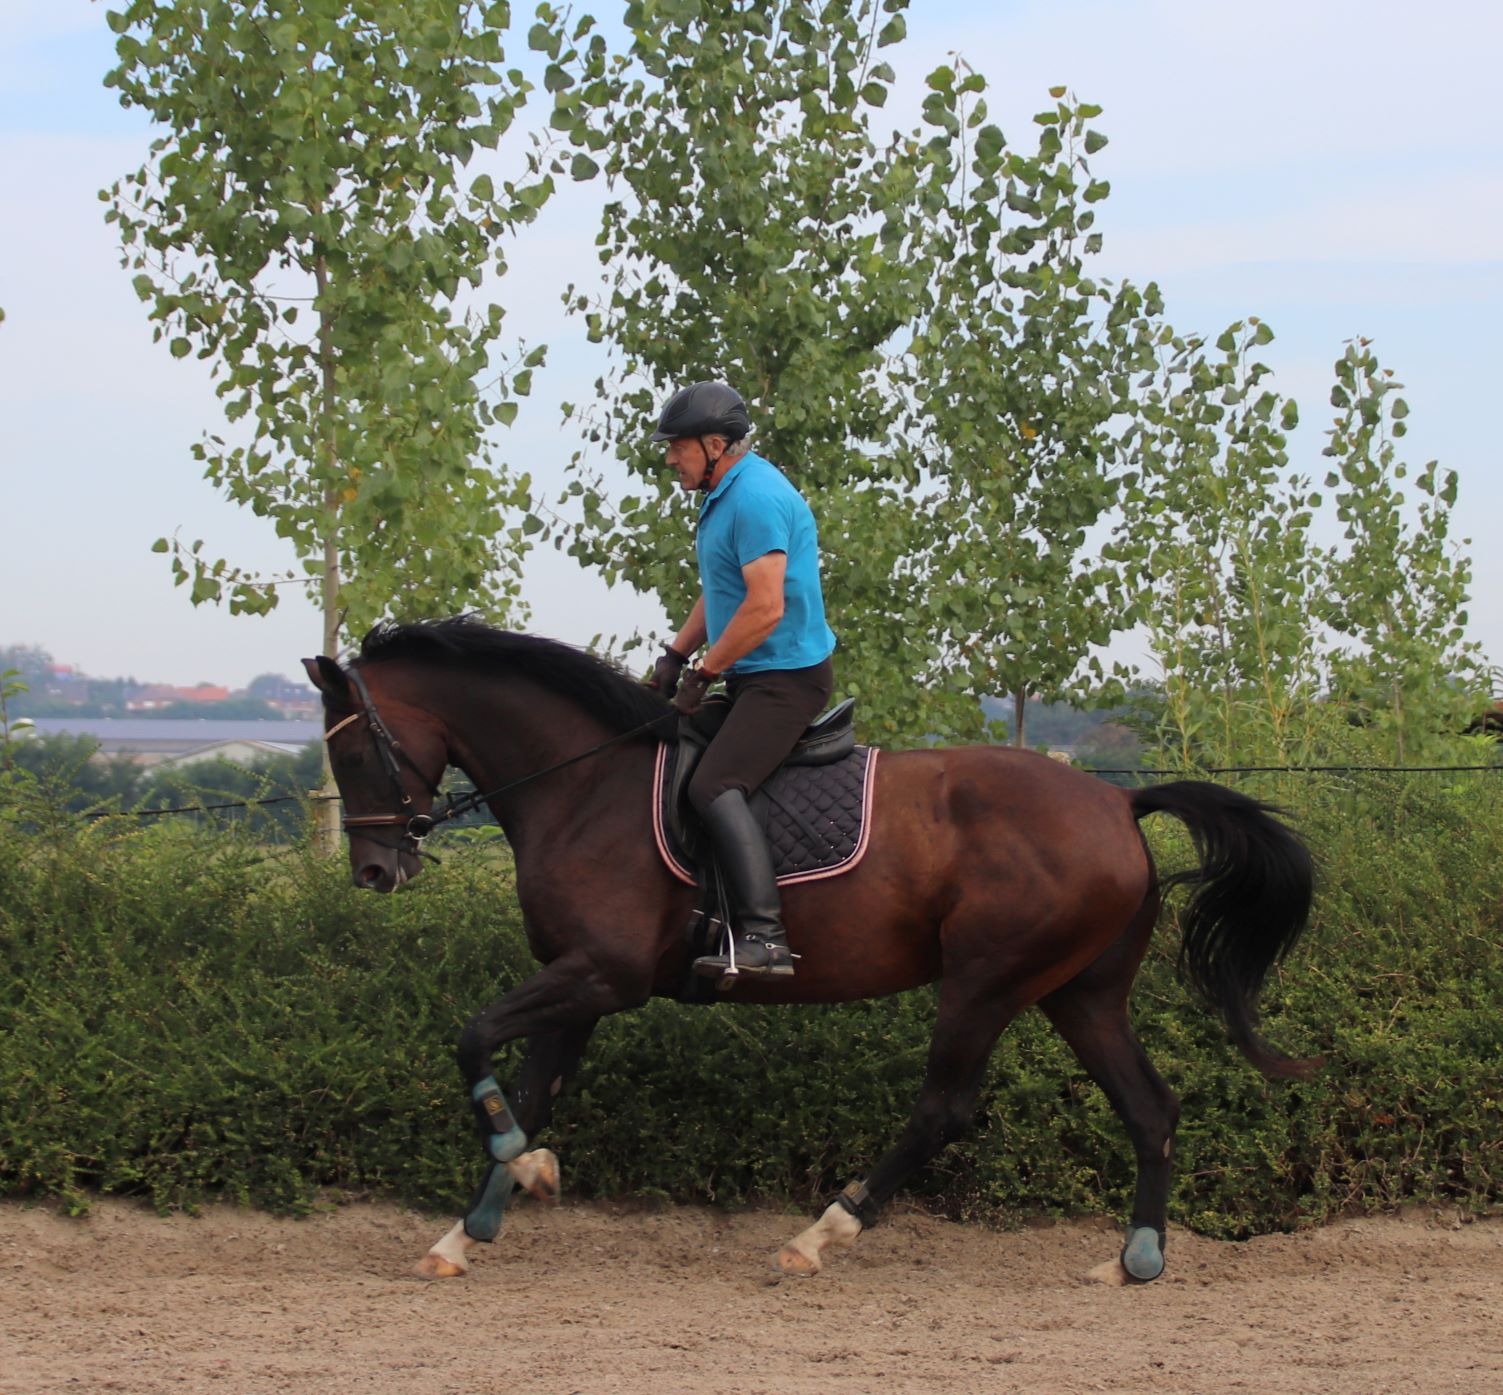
top-left (68, 762), bottom-right (1503, 820)
top-left (1089, 763), bottom-right (1502, 788)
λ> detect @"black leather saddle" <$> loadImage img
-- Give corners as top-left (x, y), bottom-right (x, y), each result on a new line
top-left (661, 694), bottom-right (882, 875)
top-left (664, 695), bottom-right (856, 824)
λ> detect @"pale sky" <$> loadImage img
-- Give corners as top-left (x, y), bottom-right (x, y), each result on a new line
top-left (1, 1), bottom-right (1499, 689)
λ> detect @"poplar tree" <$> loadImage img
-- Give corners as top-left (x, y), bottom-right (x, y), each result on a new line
top-left (104, 0), bottom-right (608, 844)
top-left (1321, 340), bottom-right (1487, 762)
top-left (559, 0), bottom-right (978, 744)
top-left (104, 0), bottom-right (605, 653)
top-left (896, 83), bottom-right (1158, 748)
top-left (1116, 320), bottom-right (1327, 767)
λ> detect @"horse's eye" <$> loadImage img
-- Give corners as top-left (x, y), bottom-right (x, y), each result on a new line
top-left (331, 743), bottom-right (369, 771)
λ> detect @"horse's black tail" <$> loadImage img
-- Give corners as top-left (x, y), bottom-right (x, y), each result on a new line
top-left (1131, 780), bottom-right (1318, 1079)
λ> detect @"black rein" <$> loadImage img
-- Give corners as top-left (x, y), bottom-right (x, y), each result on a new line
top-left (328, 667), bottom-right (669, 861)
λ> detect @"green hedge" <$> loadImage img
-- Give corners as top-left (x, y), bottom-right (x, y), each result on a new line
top-left (1, 768), bottom-right (1500, 1237)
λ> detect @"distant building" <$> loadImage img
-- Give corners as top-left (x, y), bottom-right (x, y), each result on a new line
top-left (247, 673), bottom-right (321, 719)
top-left (26, 717), bottom-right (323, 768)
top-left (126, 684), bottom-right (185, 712)
top-left (39, 663), bottom-right (93, 705)
top-left (174, 683), bottom-right (232, 704)
top-left (126, 682), bottom-right (232, 712)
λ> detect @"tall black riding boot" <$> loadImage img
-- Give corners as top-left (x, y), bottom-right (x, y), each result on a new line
top-left (692, 788), bottom-right (795, 978)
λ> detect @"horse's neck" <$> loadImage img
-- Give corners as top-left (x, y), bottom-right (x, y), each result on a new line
top-left (442, 679), bottom-right (652, 849)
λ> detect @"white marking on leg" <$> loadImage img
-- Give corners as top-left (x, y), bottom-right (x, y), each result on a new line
top-left (777, 1200), bottom-right (862, 1277)
top-left (421, 1220), bottom-right (473, 1276)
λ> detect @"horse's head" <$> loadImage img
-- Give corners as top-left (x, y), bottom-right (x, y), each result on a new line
top-left (303, 655), bottom-right (450, 892)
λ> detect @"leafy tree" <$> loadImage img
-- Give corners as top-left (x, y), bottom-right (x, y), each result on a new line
top-left (103, 0), bottom-right (611, 843)
top-left (1321, 340), bottom-right (1489, 762)
top-left (103, 0), bottom-right (602, 647)
top-left (0, 646), bottom-right (55, 691)
top-left (1, 671), bottom-right (35, 773)
top-left (895, 83), bottom-right (1159, 747)
top-left (134, 742), bottom-right (325, 838)
top-left (147, 696), bottom-right (284, 721)
top-left (560, 0), bottom-right (978, 744)
top-left (1115, 319), bottom-right (1328, 767)
top-left (6, 732), bottom-right (148, 812)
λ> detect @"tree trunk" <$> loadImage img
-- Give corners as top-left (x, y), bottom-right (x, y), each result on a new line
top-left (1012, 688), bottom-right (1027, 748)
top-left (312, 253), bottom-right (343, 858)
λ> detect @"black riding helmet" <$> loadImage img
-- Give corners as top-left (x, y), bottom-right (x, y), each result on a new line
top-left (650, 381), bottom-right (750, 443)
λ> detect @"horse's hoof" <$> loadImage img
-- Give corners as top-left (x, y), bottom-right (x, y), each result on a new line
top-left (1121, 1225), bottom-right (1166, 1283)
top-left (1083, 1257), bottom-right (1129, 1287)
top-left (511, 1148), bottom-right (560, 1205)
top-left (416, 1252), bottom-right (468, 1280)
top-left (775, 1244), bottom-right (821, 1278)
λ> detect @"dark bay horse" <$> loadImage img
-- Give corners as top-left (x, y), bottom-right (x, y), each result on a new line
top-left (304, 617), bottom-right (1314, 1283)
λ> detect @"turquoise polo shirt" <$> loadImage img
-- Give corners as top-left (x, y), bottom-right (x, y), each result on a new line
top-left (696, 451), bottom-right (837, 674)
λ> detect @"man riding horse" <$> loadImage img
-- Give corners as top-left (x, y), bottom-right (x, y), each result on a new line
top-left (644, 381), bottom-right (837, 980)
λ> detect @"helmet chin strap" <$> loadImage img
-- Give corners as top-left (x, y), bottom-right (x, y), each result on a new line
top-left (697, 435), bottom-right (727, 492)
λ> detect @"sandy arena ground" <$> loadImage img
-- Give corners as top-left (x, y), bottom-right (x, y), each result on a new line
top-left (2, 1197), bottom-right (1500, 1395)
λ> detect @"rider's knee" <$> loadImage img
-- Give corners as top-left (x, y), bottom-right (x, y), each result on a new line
top-left (687, 770), bottom-right (746, 818)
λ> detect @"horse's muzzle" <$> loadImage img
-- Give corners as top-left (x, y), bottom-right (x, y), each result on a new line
top-left (350, 842), bottom-right (422, 893)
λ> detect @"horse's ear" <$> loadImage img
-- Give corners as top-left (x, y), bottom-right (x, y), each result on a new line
top-left (302, 656), bottom-right (351, 704)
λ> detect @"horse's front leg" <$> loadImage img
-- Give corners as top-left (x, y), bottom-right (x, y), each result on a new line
top-left (419, 956), bottom-right (638, 1279)
top-left (420, 1018), bottom-right (599, 1277)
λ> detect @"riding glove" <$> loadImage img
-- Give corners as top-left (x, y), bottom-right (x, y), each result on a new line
top-left (645, 644), bottom-right (690, 697)
top-left (673, 665), bottom-right (718, 716)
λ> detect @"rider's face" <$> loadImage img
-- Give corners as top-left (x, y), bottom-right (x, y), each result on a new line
top-left (664, 436), bottom-right (725, 491)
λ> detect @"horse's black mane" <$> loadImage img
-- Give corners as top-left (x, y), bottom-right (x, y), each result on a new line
top-left (356, 616), bottom-right (673, 738)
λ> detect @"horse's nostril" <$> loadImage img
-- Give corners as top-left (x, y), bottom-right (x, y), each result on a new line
top-left (355, 863), bottom-right (386, 889)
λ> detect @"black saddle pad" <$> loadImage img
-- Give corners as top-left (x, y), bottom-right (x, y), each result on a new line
top-left (652, 742), bottom-right (878, 887)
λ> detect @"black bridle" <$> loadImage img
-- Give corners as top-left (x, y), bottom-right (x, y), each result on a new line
top-left (326, 665), bottom-right (669, 861)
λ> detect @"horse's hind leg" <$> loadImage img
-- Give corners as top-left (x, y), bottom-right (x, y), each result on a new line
top-left (419, 1019), bottom-right (598, 1279)
top-left (776, 977), bottom-right (1018, 1277)
top-left (1039, 974), bottom-right (1181, 1285)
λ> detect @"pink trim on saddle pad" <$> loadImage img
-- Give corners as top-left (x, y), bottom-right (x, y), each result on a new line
top-left (651, 742), bottom-right (879, 888)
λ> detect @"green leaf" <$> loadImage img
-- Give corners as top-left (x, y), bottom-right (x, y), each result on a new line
top-left (570, 153), bottom-right (600, 180)
top-left (877, 15), bottom-right (906, 46)
top-left (974, 124), bottom-right (1005, 165)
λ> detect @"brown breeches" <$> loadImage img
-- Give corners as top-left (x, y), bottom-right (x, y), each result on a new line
top-left (686, 657), bottom-right (836, 816)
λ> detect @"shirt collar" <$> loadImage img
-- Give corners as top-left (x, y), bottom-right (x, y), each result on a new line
top-left (701, 450), bottom-right (756, 508)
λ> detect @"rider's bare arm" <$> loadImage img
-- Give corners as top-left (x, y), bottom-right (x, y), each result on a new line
top-left (671, 595), bottom-right (708, 659)
top-left (702, 552), bottom-right (786, 674)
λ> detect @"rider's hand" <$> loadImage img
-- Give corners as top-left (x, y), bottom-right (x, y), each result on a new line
top-left (673, 665), bottom-right (718, 717)
top-left (644, 645), bottom-right (690, 698)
